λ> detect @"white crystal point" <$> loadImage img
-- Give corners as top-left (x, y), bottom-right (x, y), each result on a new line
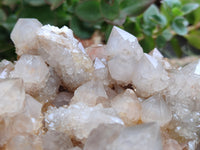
top-left (10, 54), bottom-right (49, 95)
top-left (107, 123), bottom-right (162, 150)
top-left (45, 103), bottom-right (124, 141)
top-left (42, 130), bottom-right (73, 150)
top-left (141, 94), bottom-right (172, 126)
top-left (108, 55), bottom-right (136, 84)
top-left (106, 26), bottom-right (143, 60)
top-left (10, 18), bottom-right (42, 56)
top-left (111, 89), bottom-right (141, 126)
top-left (37, 25), bottom-right (94, 91)
top-left (149, 48), bottom-right (163, 60)
top-left (132, 53), bottom-right (169, 97)
top-left (0, 78), bottom-right (25, 116)
top-left (71, 80), bottom-right (108, 106)
top-left (0, 59), bottom-right (14, 79)
top-left (84, 124), bottom-right (123, 150)
top-left (149, 48), bottom-right (172, 70)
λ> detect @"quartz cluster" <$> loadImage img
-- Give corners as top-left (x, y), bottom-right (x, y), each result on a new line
top-left (0, 18), bottom-right (199, 149)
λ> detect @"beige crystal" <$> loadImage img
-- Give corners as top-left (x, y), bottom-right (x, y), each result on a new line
top-left (0, 78), bottom-right (25, 117)
top-left (71, 80), bottom-right (108, 106)
top-left (10, 18), bottom-right (42, 56)
top-left (141, 94), bottom-right (172, 126)
top-left (132, 53), bottom-right (169, 97)
top-left (111, 89), bottom-right (141, 126)
top-left (37, 25), bottom-right (94, 91)
top-left (10, 54), bottom-right (49, 95)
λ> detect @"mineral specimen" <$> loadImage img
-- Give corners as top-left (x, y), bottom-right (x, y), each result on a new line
top-left (1, 18), bottom-right (200, 149)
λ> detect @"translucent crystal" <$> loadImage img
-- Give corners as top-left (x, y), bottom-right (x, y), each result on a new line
top-left (111, 89), bottom-right (141, 126)
top-left (107, 123), bottom-right (162, 150)
top-left (106, 26), bottom-right (143, 60)
top-left (84, 124), bottom-right (123, 150)
top-left (37, 25), bottom-right (94, 91)
top-left (42, 130), bottom-right (73, 150)
top-left (0, 60), bottom-right (14, 79)
top-left (108, 55), bottom-right (136, 84)
top-left (141, 94), bottom-right (172, 127)
top-left (93, 58), bottom-right (110, 85)
top-left (0, 78), bottom-right (25, 117)
top-left (45, 103), bottom-right (124, 141)
top-left (132, 53), bottom-right (169, 97)
top-left (10, 54), bottom-right (49, 95)
top-left (86, 44), bottom-right (107, 61)
top-left (10, 18), bottom-right (42, 56)
top-left (71, 80), bottom-right (108, 106)
top-left (85, 123), bottom-right (162, 150)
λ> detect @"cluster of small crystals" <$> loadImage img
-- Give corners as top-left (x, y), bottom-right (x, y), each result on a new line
top-left (0, 18), bottom-right (199, 150)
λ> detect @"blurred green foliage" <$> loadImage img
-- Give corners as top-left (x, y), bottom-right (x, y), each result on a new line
top-left (0, 0), bottom-right (200, 60)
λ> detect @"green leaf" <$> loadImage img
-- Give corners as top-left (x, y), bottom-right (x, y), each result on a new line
top-left (186, 30), bottom-right (200, 49)
top-left (142, 24), bottom-right (154, 36)
top-left (44, 0), bottom-right (65, 10)
top-left (100, 0), bottom-right (119, 21)
top-left (181, 3), bottom-right (199, 15)
top-left (70, 16), bottom-right (94, 39)
top-left (75, 0), bottom-right (102, 22)
top-left (24, 0), bottom-right (45, 6)
top-left (0, 9), bottom-right (6, 23)
top-left (143, 4), bottom-right (159, 22)
top-left (172, 16), bottom-right (188, 35)
top-left (139, 36), bottom-right (155, 52)
top-left (120, 0), bottom-right (155, 16)
top-left (150, 14), bottom-right (167, 27)
top-left (163, 0), bottom-right (181, 8)
top-left (172, 7), bottom-right (184, 16)
top-left (162, 29), bottom-right (173, 41)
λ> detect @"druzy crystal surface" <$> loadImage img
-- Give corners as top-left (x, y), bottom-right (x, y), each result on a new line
top-left (1, 18), bottom-right (200, 149)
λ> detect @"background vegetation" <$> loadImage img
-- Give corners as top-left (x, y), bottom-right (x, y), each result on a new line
top-left (0, 0), bottom-right (200, 61)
